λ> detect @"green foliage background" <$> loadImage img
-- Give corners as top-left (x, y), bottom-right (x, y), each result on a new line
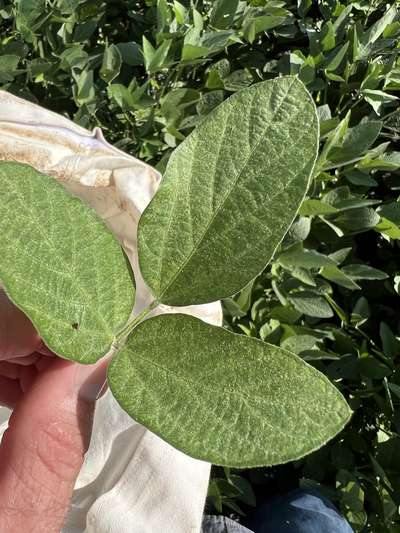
top-left (1, 0), bottom-right (400, 530)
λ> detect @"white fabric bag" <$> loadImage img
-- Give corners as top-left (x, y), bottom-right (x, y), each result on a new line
top-left (0, 91), bottom-right (222, 532)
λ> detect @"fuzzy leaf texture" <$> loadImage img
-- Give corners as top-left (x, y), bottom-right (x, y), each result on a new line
top-left (0, 162), bottom-right (135, 363)
top-left (108, 314), bottom-right (351, 467)
top-left (138, 77), bottom-right (319, 306)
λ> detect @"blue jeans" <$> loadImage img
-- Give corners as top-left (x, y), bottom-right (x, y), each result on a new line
top-left (202, 489), bottom-right (353, 532)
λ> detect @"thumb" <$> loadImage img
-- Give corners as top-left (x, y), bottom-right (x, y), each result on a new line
top-left (0, 357), bottom-right (107, 532)
top-left (0, 291), bottom-right (41, 360)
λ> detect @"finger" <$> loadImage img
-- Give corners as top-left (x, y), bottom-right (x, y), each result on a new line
top-left (0, 357), bottom-right (107, 532)
top-left (19, 365), bottom-right (38, 394)
top-left (0, 376), bottom-right (22, 408)
top-left (0, 291), bottom-right (41, 360)
top-left (0, 362), bottom-right (20, 380)
top-left (7, 353), bottom-right (41, 366)
top-left (36, 341), bottom-right (56, 357)
top-left (35, 355), bottom-right (55, 373)
top-left (0, 356), bottom-right (51, 379)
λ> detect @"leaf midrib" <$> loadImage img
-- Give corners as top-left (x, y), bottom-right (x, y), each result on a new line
top-left (123, 344), bottom-right (340, 442)
top-left (125, 341), bottom-right (334, 409)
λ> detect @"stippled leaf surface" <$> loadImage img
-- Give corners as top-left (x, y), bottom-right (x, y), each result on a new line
top-left (0, 162), bottom-right (135, 363)
top-left (108, 314), bottom-right (351, 467)
top-left (138, 77), bottom-right (319, 306)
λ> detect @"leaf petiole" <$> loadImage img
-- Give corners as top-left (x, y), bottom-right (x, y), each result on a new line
top-left (114, 300), bottom-right (158, 349)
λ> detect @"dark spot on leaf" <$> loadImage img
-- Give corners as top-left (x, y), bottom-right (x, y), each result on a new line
top-left (72, 323), bottom-right (79, 330)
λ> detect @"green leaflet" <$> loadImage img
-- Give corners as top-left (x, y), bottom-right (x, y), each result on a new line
top-left (108, 314), bottom-right (351, 467)
top-left (210, 0), bottom-right (239, 29)
top-left (0, 162), bottom-right (135, 363)
top-left (138, 77), bottom-right (319, 306)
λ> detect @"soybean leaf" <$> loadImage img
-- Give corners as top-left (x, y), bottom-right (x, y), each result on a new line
top-left (243, 15), bottom-right (287, 42)
top-left (336, 470), bottom-right (366, 521)
top-left (206, 59), bottom-right (229, 89)
top-left (333, 208), bottom-right (380, 232)
top-left (320, 266), bottom-right (361, 291)
top-left (138, 77), bottom-right (319, 306)
top-left (210, 0), bottom-right (239, 29)
top-left (299, 199), bottom-right (339, 216)
top-left (281, 334), bottom-right (320, 355)
top-left (289, 292), bottom-right (334, 318)
top-left (59, 47), bottom-right (89, 70)
top-left (351, 296), bottom-right (370, 327)
top-left (377, 202), bottom-right (400, 239)
top-left (362, 90), bottom-right (399, 116)
top-left (317, 112), bottom-right (350, 172)
top-left (323, 186), bottom-right (351, 206)
top-left (223, 298), bottom-right (247, 319)
top-left (0, 55), bottom-right (20, 82)
top-left (108, 314), bottom-right (351, 467)
top-left (235, 279), bottom-right (255, 314)
top-left (342, 264), bottom-right (388, 281)
top-left (16, 0), bottom-right (45, 40)
top-left (116, 42), bottom-right (143, 66)
top-left (376, 219), bottom-right (400, 240)
top-left (100, 43), bottom-right (122, 83)
top-left (223, 69), bottom-right (253, 92)
top-left (289, 267), bottom-right (316, 287)
top-left (197, 90), bottom-right (224, 115)
top-left (317, 105), bottom-right (340, 137)
top-left (201, 30), bottom-right (235, 54)
top-left (181, 7), bottom-right (205, 59)
top-left (388, 383), bottom-right (400, 400)
top-left (73, 20), bottom-right (98, 43)
top-left (317, 104), bottom-right (332, 123)
top-left (278, 248), bottom-right (336, 269)
top-left (361, 5), bottom-right (397, 47)
top-left (0, 162), bottom-right (135, 363)
top-left (182, 43), bottom-right (209, 61)
top-left (333, 198), bottom-right (380, 212)
top-left (229, 475), bottom-right (256, 506)
top-left (380, 322), bottom-right (398, 359)
top-left (325, 42), bottom-right (349, 72)
top-left (173, 1), bottom-right (186, 24)
top-left (73, 68), bottom-right (96, 106)
top-left (285, 216), bottom-right (311, 244)
top-left (107, 82), bottom-right (149, 112)
top-left (328, 121), bottom-right (382, 164)
top-left (364, 152), bottom-right (400, 171)
top-left (344, 170), bottom-right (377, 187)
top-left (329, 248), bottom-right (352, 266)
top-left (320, 21), bottom-right (335, 52)
top-left (143, 36), bottom-right (171, 73)
top-left (157, 0), bottom-right (172, 33)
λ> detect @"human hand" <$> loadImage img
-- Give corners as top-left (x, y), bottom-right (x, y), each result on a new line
top-left (0, 290), bottom-right (107, 532)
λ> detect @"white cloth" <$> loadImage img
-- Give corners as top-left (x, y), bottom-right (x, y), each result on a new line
top-left (0, 92), bottom-right (222, 532)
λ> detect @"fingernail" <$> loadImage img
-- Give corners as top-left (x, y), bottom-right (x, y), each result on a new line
top-left (74, 360), bottom-right (108, 402)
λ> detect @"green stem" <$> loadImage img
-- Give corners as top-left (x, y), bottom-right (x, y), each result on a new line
top-left (321, 156), bottom-right (365, 172)
top-left (114, 300), bottom-right (158, 347)
top-left (381, 108), bottom-right (400, 121)
top-left (352, 326), bottom-right (393, 368)
top-left (339, 92), bottom-right (361, 117)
